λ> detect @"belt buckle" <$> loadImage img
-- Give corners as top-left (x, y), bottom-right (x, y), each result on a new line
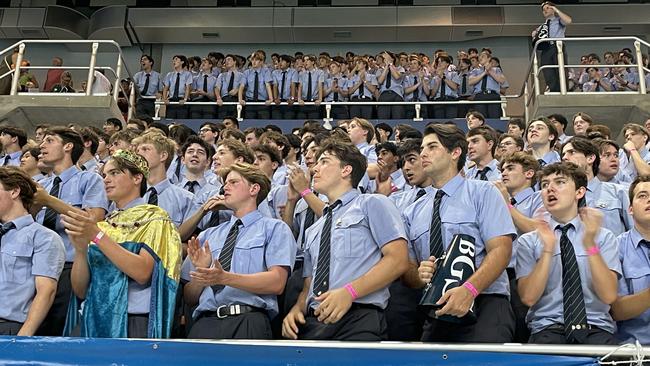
top-left (216, 305), bottom-right (228, 319)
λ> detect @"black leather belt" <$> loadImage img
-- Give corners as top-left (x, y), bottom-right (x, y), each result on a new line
top-left (307, 302), bottom-right (382, 318)
top-left (200, 305), bottom-right (264, 319)
top-left (0, 318), bottom-right (21, 324)
top-left (294, 258), bottom-right (304, 271)
top-left (545, 323), bottom-right (596, 331)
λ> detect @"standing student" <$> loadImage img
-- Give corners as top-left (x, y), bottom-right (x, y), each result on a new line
top-left (494, 153), bottom-right (544, 342)
top-left (189, 58), bottom-right (218, 119)
top-left (239, 51), bottom-right (273, 120)
top-left (403, 56), bottom-right (428, 119)
top-left (271, 55), bottom-right (298, 120)
top-left (375, 52), bottom-right (406, 120)
top-left (517, 162), bottom-right (620, 345)
top-left (402, 123), bottom-right (517, 343)
top-left (347, 118), bottom-right (377, 163)
top-left (282, 141), bottom-right (409, 341)
top-left (216, 55), bottom-right (244, 119)
top-left (464, 126), bottom-right (501, 181)
top-left (178, 139), bottom-right (256, 241)
top-left (526, 118), bottom-right (561, 166)
top-left (33, 127), bottom-right (109, 336)
top-left (347, 59), bottom-right (378, 120)
top-left (384, 138), bottom-right (432, 341)
top-left (63, 150), bottom-right (181, 338)
top-left (134, 55), bottom-right (162, 118)
top-left (0, 167), bottom-right (65, 336)
top-left (612, 176), bottom-right (650, 345)
top-left (162, 55), bottom-right (193, 119)
top-left (548, 114), bottom-right (571, 146)
top-left (620, 124), bottom-right (650, 184)
top-left (561, 137), bottom-right (632, 236)
top-left (533, 2), bottom-right (572, 93)
top-left (134, 132), bottom-right (194, 228)
top-left (323, 61), bottom-right (349, 120)
top-left (572, 112), bottom-right (593, 137)
top-left (426, 55), bottom-right (460, 119)
top-left (183, 163), bottom-right (296, 339)
top-left (468, 51), bottom-right (506, 118)
top-left (0, 126), bottom-right (27, 166)
top-left (456, 58), bottom-right (473, 118)
top-left (297, 55), bottom-right (324, 120)
top-left (177, 136), bottom-right (218, 197)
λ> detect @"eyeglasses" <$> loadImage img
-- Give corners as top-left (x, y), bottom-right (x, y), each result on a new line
top-left (499, 142), bottom-right (515, 148)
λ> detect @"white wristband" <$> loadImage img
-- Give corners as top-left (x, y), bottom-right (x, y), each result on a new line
top-left (91, 231), bottom-right (105, 245)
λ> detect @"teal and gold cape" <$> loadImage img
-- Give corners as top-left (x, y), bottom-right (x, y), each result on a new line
top-left (65, 204), bottom-right (182, 338)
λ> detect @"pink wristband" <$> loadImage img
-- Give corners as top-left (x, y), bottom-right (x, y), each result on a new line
top-left (92, 231), bottom-right (105, 245)
top-left (344, 283), bottom-right (359, 300)
top-left (587, 246), bottom-right (600, 256)
top-left (463, 281), bottom-right (479, 298)
top-left (300, 188), bottom-right (312, 198)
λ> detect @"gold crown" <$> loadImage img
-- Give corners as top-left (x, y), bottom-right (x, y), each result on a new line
top-left (112, 149), bottom-right (150, 179)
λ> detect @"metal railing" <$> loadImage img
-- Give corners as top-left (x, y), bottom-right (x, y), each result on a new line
top-left (5, 36), bottom-right (647, 125)
top-left (153, 99), bottom-right (507, 122)
top-left (504, 36), bottom-right (650, 122)
top-left (0, 40), bottom-right (137, 121)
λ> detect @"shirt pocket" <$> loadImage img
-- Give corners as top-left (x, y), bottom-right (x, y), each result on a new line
top-left (332, 214), bottom-right (367, 259)
top-left (594, 199), bottom-right (622, 213)
top-left (440, 210), bottom-right (478, 244)
top-left (1, 244), bottom-right (33, 284)
top-left (233, 236), bottom-right (266, 273)
top-left (595, 199), bottom-right (625, 230)
top-left (410, 221), bottom-right (430, 262)
top-left (623, 265), bottom-right (650, 294)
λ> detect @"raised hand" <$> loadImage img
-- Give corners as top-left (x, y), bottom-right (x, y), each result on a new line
top-left (187, 236), bottom-right (213, 268)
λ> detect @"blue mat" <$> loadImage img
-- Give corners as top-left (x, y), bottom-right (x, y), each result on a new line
top-left (0, 336), bottom-right (599, 366)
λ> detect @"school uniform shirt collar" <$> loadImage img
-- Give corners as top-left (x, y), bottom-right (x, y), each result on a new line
top-left (547, 215), bottom-right (586, 256)
top-left (180, 177), bottom-right (207, 188)
top-left (485, 159), bottom-right (500, 172)
top-left (7, 151), bottom-right (21, 160)
top-left (587, 177), bottom-right (601, 192)
top-left (57, 165), bottom-right (80, 184)
top-left (230, 209), bottom-right (263, 228)
top-left (8, 214), bottom-right (34, 231)
top-left (549, 214), bottom-right (582, 234)
top-left (121, 197), bottom-right (145, 211)
top-left (32, 173), bottom-right (45, 182)
top-left (541, 150), bottom-right (558, 164)
top-left (439, 173), bottom-right (464, 198)
top-left (356, 142), bottom-right (369, 150)
top-left (629, 227), bottom-right (650, 249)
top-left (390, 169), bottom-right (403, 181)
top-left (149, 179), bottom-right (172, 194)
top-left (333, 189), bottom-right (359, 208)
top-left (513, 187), bottom-right (535, 204)
top-left (83, 158), bottom-right (98, 171)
